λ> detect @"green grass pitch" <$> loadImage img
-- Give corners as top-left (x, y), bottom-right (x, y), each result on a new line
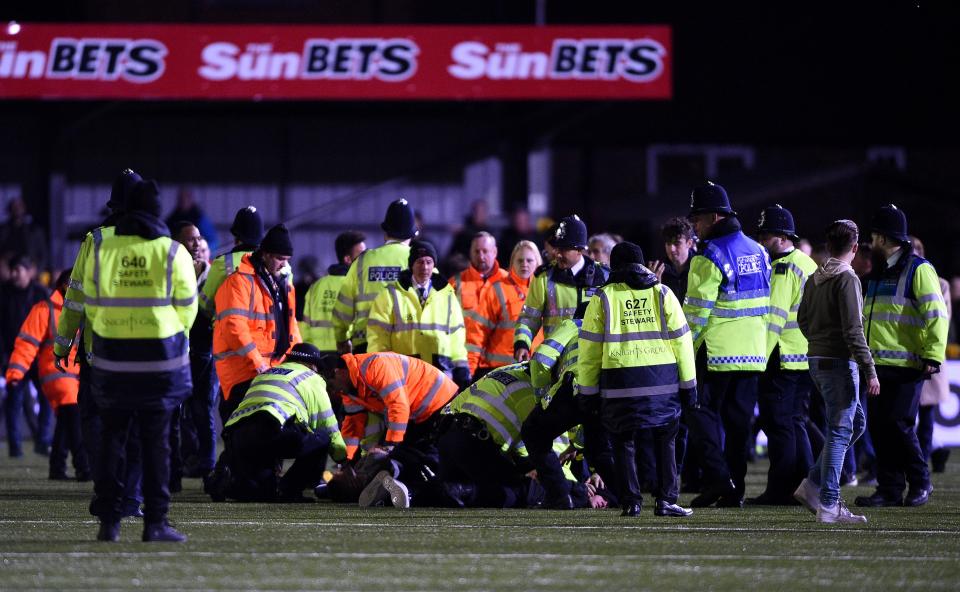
top-left (2, 449), bottom-right (959, 591)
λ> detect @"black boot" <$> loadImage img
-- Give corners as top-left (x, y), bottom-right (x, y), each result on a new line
top-left (690, 479), bottom-right (736, 508)
top-left (620, 503), bottom-right (642, 517)
top-left (96, 520), bottom-right (120, 542)
top-left (142, 520), bottom-right (187, 542)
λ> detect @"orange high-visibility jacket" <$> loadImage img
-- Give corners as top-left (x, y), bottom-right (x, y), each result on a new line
top-left (465, 270), bottom-right (542, 372)
top-left (450, 261), bottom-right (507, 315)
top-left (213, 254), bottom-right (301, 400)
top-left (5, 291), bottom-right (80, 411)
top-left (339, 352), bottom-right (458, 459)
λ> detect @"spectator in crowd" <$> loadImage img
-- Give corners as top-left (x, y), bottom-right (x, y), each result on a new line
top-left (165, 188), bottom-right (218, 254)
top-left (0, 197), bottom-right (48, 273)
top-left (795, 219), bottom-right (876, 524)
top-left (852, 242), bottom-right (873, 277)
top-left (797, 238), bottom-right (813, 256)
top-left (1, 255), bottom-right (51, 457)
top-left (447, 199), bottom-right (493, 264)
top-left (910, 236), bottom-right (952, 473)
top-left (467, 240), bottom-right (542, 377)
top-left (587, 233), bottom-right (618, 267)
top-left (498, 205), bottom-right (540, 267)
top-left (649, 217), bottom-right (697, 302)
top-left (294, 255), bottom-right (321, 321)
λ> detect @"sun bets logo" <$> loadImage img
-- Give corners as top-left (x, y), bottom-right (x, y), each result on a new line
top-left (447, 38), bottom-right (667, 82)
top-left (0, 38), bottom-right (167, 82)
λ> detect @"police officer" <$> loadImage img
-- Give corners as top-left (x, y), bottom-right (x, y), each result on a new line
top-left (579, 242), bottom-right (697, 517)
top-left (514, 214), bottom-right (609, 362)
top-left (748, 205), bottom-right (818, 505)
top-left (855, 204), bottom-right (948, 508)
top-left (333, 199), bottom-right (417, 354)
top-left (208, 343), bottom-right (346, 503)
top-left (302, 231), bottom-right (367, 353)
top-left (367, 240), bottom-right (470, 388)
top-left (683, 181), bottom-right (771, 508)
top-left (59, 179), bottom-right (198, 542)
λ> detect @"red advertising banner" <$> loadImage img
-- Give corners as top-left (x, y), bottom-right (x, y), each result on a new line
top-left (0, 23), bottom-right (671, 100)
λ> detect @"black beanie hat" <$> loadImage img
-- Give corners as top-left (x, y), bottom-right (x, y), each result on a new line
top-left (609, 241), bottom-right (646, 271)
top-left (260, 224), bottom-right (294, 256)
top-left (408, 239), bottom-right (438, 268)
top-left (107, 168), bottom-right (142, 212)
top-left (231, 206), bottom-right (264, 247)
top-left (128, 180), bottom-right (162, 218)
top-left (285, 342), bottom-right (326, 368)
top-left (381, 198), bottom-right (418, 240)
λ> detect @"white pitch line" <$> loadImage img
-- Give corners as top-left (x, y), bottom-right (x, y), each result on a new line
top-left (1, 519), bottom-right (956, 535)
top-left (1, 552), bottom-right (958, 562)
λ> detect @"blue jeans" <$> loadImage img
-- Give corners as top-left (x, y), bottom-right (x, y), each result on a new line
top-left (807, 358), bottom-right (865, 506)
top-left (4, 378), bottom-right (53, 456)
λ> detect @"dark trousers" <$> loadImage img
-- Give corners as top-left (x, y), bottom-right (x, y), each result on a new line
top-left (389, 413), bottom-right (445, 496)
top-left (223, 412), bottom-right (330, 500)
top-left (4, 374), bottom-right (53, 455)
top-left (180, 353), bottom-right (219, 472)
top-left (78, 361), bottom-right (143, 512)
top-left (91, 407), bottom-right (173, 523)
top-left (757, 368), bottom-right (812, 498)
top-left (49, 403), bottom-right (89, 478)
top-left (438, 418), bottom-right (528, 508)
top-left (612, 419), bottom-right (680, 506)
top-left (688, 365), bottom-right (759, 498)
top-left (868, 367), bottom-right (930, 496)
top-left (519, 386), bottom-right (617, 502)
top-left (218, 379), bottom-right (253, 427)
top-left (917, 404), bottom-right (936, 461)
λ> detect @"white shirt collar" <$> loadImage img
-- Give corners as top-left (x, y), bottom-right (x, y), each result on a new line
top-left (887, 249), bottom-right (904, 268)
top-left (569, 255), bottom-right (586, 276)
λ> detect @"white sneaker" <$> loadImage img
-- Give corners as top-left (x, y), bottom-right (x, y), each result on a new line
top-left (793, 477), bottom-right (820, 514)
top-left (817, 499), bottom-right (867, 524)
top-left (358, 470), bottom-right (391, 507)
top-left (383, 474), bottom-right (410, 509)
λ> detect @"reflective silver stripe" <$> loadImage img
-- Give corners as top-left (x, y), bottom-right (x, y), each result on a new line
top-left (166, 241), bottom-right (179, 299)
top-left (304, 318), bottom-right (334, 329)
top-left (783, 321), bottom-right (800, 330)
top-left (216, 308), bottom-right (275, 321)
top-left (870, 312), bottom-right (924, 328)
top-left (924, 309), bottom-right (947, 320)
top-left (464, 309), bottom-right (493, 328)
top-left (332, 309), bottom-right (353, 322)
top-left (515, 324), bottom-right (534, 338)
top-left (769, 306), bottom-right (789, 320)
top-left (378, 379), bottom-right (404, 399)
top-left (578, 384), bottom-right (600, 395)
top-left (601, 330), bottom-right (665, 342)
top-left (602, 383), bottom-right (679, 398)
top-left (87, 297), bottom-right (174, 307)
top-left (251, 378), bottom-right (307, 409)
top-left (337, 293), bottom-right (354, 306)
top-left (55, 335), bottom-right (73, 348)
top-left (918, 293), bottom-right (942, 304)
top-left (64, 299), bottom-right (84, 312)
top-left (231, 401), bottom-right (290, 423)
top-left (679, 378), bottom-right (696, 389)
top-left (686, 315), bottom-right (707, 327)
top-left (532, 352), bottom-right (555, 366)
top-left (872, 295), bottom-right (911, 306)
top-left (317, 408), bottom-right (336, 421)
top-left (493, 283), bottom-right (508, 317)
top-left (555, 307), bottom-right (578, 317)
top-left (657, 285), bottom-right (669, 337)
top-left (520, 305), bottom-right (542, 318)
top-left (413, 374), bottom-right (446, 419)
top-left (872, 349), bottom-right (921, 363)
top-left (484, 352), bottom-right (515, 364)
top-left (41, 372), bottom-right (79, 384)
top-left (448, 324), bottom-right (465, 334)
top-left (717, 288), bottom-right (770, 301)
top-left (712, 306), bottom-right (769, 318)
top-left (466, 343), bottom-right (483, 353)
top-left (665, 325), bottom-right (690, 339)
top-left (767, 323), bottom-right (783, 335)
top-left (8, 363), bottom-right (29, 374)
top-left (244, 389), bottom-right (304, 415)
top-left (69, 279), bottom-right (83, 291)
top-left (17, 332), bottom-right (41, 347)
top-left (460, 403), bottom-right (513, 446)
top-left (173, 293), bottom-right (197, 307)
top-left (356, 293), bottom-right (379, 302)
top-left (684, 296), bottom-right (715, 309)
top-left (92, 352), bottom-right (190, 373)
top-left (790, 303), bottom-right (801, 312)
top-left (546, 279), bottom-right (558, 317)
top-left (213, 342), bottom-right (257, 360)
top-left (244, 274), bottom-right (256, 316)
top-left (386, 421), bottom-right (407, 432)
top-left (453, 359), bottom-right (469, 368)
top-left (471, 381), bottom-right (525, 427)
top-left (224, 253), bottom-right (236, 275)
top-left (343, 404), bottom-right (364, 413)
top-left (92, 227), bottom-right (103, 301)
top-left (344, 437), bottom-right (361, 446)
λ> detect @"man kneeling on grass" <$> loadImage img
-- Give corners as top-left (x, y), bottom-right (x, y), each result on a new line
top-left (794, 220), bottom-right (878, 524)
top-left (205, 343), bottom-right (346, 503)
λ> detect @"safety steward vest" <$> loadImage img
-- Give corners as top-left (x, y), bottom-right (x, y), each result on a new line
top-left (332, 241), bottom-right (410, 348)
top-left (302, 264), bottom-right (348, 352)
top-left (683, 219), bottom-right (771, 372)
top-left (579, 272), bottom-right (696, 428)
top-left (863, 250), bottom-right (948, 369)
top-left (213, 253), bottom-right (301, 401)
top-left (451, 261), bottom-right (507, 316)
top-left (366, 272), bottom-right (468, 374)
top-left (514, 257), bottom-right (609, 352)
top-left (56, 226), bottom-right (115, 358)
top-left (530, 318), bottom-right (580, 405)
top-left (199, 249), bottom-right (251, 320)
top-left (467, 270), bottom-right (540, 372)
top-left (7, 291), bottom-right (80, 410)
top-left (225, 361), bottom-right (346, 462)
top-left (450, 363), bottom-right (536, 454)
top-left (339, 352), bottom-right (458, 458)
top-left (766, 249), bottom-right (818, 370)
top-left (75, 227), bottom-right (198, 406)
